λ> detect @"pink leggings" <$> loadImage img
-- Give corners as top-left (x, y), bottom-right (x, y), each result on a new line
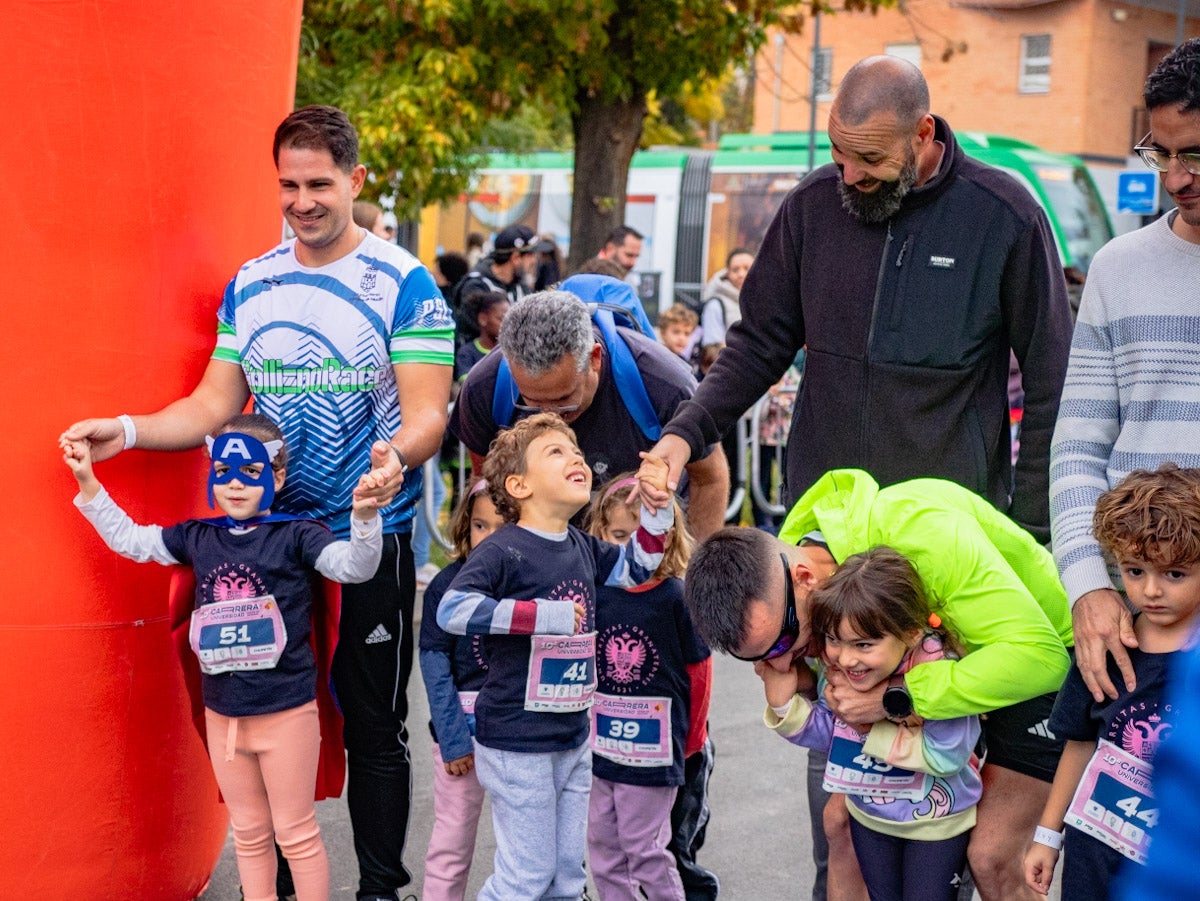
top-left (204, 701), bottom-right (329, 901)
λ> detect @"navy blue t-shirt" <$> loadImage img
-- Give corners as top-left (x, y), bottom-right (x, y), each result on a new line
top-left (592, 578), bottom-right (710, 786)
top-left (420, 560), bottom-right (490, 745)
top-left (446, 523), bottom-right (624, 753)
top-left (454, 339), bottom-right (491, 382)
top-left (1049, 641), bottom-right (1177, 899)
top-left (421, 560), bottom-right (490, 690)
top-left (162, 519), bottom-right (336, 717)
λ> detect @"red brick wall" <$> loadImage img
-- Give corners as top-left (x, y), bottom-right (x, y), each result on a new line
top-left (752, 0), bottom-right (1198, 158)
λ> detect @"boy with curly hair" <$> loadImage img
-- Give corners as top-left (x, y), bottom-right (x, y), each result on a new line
top-left (1026, 464), bottom-right (1200, 898)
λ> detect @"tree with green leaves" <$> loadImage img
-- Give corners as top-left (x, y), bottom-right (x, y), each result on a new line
top-left (298, 1), bottom-right (888, 267)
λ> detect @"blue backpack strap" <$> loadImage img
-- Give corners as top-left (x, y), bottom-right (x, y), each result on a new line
top-left (492, 357), bottom-right (518, 427)
top-left (489, 285), bottom-right (662, 442)
top-left (592, 308), bottom-right (662, 442)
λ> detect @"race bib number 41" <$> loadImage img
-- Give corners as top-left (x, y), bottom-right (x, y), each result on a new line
top-left (525, 632), bottom-right (597, 712)
top-left (189, 595), bottom-right (286, 675)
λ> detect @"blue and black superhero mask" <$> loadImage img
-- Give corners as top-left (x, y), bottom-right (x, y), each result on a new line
top-left (204, 431), bottom-right (284, 516)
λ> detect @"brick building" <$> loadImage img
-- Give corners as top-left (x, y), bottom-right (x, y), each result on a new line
top-left (752, 0), bottom-right (1200, 163)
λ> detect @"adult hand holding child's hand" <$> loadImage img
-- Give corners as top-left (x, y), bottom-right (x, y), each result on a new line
top-left (632, 451), bottom-right (671, 511)
top-left (353, 440), bottom-right (406, 508)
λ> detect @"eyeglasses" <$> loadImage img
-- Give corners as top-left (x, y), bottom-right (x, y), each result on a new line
top-left (513, 400), bottom-right (582, 416)
top-left (1133, 133), bottom-right (1200, 176)
top-left (730, 554), bottom-right (801, 662)
top-left (512, 372), bottom-right (584, 416)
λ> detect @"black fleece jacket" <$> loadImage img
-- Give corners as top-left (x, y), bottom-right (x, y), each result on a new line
top-left (663, 117), bottom-right (1072, 541)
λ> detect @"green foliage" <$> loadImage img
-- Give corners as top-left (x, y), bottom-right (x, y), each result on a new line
top-left (295, 0), bottom-right (893, 220)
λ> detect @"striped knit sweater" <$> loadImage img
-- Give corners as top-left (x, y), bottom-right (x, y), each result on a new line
top-left (1050, 211), bottom-right (1200, 604)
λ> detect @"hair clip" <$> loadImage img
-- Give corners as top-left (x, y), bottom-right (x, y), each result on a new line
top-left (470, 479), bottom-right (489, 496)
top-left (928, 613), bottom-right (942, 629)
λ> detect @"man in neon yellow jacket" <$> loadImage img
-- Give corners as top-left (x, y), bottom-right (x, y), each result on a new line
top-left (685, 469), bottom-right (1072, 901)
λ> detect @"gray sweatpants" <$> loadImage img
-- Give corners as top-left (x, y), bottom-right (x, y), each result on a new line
top-left (475, 741), bottom-right (592, 900)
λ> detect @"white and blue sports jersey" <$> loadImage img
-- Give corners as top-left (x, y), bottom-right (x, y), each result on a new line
top-left (213, 232), bottom-right (454, 538)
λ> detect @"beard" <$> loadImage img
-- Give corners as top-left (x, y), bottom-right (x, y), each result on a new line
top-left (837, 152), bottom-right (920, 224)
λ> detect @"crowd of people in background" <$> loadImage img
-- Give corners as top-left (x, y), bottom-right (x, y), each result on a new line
top-left (58, 36), bottom-right (1200, 901)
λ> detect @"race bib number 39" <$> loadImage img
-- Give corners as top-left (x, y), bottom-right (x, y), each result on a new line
top-left (525, 632), bottom-right (597, 712)
top-left (1065, 740), bottom-right (1156, 864)
top-left (590, 693), bottom-right (672, 767)
top-left (189, 595), bottom-right (286, 675)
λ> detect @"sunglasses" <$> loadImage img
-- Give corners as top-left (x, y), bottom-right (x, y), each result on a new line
top-left (730, 554), bottom-right (801, 662)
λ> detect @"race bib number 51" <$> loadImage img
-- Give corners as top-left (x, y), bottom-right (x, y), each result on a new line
top-left (189, 595), bottom-right (286, 675)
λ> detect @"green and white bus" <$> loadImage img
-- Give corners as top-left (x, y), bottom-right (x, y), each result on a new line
top-left (418, 131), bottom-right (1112, 318)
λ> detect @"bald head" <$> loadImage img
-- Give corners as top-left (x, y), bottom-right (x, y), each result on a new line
top-left (833, 56), bottom-right (930, 132)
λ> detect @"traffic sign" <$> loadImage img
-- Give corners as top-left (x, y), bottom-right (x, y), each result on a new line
top-left (1117, 171), bottom-right (1159, 215)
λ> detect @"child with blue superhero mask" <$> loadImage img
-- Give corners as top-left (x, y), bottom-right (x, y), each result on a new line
top-left (204, 429), bottom-right (286, 523)
top-left (61, 412), bottom-right (383, 901)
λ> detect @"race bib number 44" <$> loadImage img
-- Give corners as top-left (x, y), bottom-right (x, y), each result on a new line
top-left (525, 632), bottom-right (597, 712)
top-left (1065, 740), bottom-right (1156, 864)
top-left (189, 595), bottom-right (286, 675)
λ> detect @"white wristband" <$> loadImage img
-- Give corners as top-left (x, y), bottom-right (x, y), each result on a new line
top-left (117, 414), bottom-right (137, 450)
top-left (1033, 825), bottom-right (1064, 850)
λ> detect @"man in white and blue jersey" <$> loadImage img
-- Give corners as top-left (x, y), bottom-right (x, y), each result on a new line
top-left (63, 105), bottom-right (454, 901)
top-left (1050, 39), bottom-right (1200, 712)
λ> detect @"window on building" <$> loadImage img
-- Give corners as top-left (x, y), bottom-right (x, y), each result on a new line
top-left (1020, 34), bottom-right (1051, 93)
top-left (886, 43), bottom-right (922, 70)
top-left (814, 47), bottom-right (833, 101)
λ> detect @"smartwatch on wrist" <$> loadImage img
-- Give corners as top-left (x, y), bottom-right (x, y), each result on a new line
top-left (882, 677), bottom-right (913, 721)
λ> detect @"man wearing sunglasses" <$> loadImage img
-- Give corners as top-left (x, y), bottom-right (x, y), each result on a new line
top-left (1051, 39), bottom-right (1200, 714)
top-left (684, 469), bottom-right (1073, 901)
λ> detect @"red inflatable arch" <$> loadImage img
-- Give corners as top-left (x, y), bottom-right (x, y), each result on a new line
top-left (0, 3), bottom-right (303, 897)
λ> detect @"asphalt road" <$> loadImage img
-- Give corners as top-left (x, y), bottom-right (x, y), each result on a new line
top-left (198, 641), bottom-right (816, 899)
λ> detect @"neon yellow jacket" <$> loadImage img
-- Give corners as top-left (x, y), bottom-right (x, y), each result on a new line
top-left (779, 469), bottom-right (1072, 719)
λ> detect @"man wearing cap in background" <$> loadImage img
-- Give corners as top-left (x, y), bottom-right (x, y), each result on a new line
top-left (450, 224), bottom-right (536, 345)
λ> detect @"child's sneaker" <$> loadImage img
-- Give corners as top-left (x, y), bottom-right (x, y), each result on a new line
top-left (416, 562), bottom-right (441, 588)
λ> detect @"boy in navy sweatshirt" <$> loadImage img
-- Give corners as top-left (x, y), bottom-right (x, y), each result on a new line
top-left (437, 412), bottom-right (671, 900)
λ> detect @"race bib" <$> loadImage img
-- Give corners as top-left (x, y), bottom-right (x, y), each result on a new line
top-left (524, 632), bottom-right (597, 712)
top-left (189, 595), bottom-right (286, 675)
top-left (1065, 740), bottom-right (1156, 864)
top-left (590, 693), bottom-right (673, 768)
top-left (458, 691), bottom-right (479, 716)
top-left (824, 721), bottom-right (933, 801)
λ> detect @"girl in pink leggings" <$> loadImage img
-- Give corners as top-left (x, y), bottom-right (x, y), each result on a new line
top-left (418, 481), bottom-right (505, 900)
top-left (63, 413), bottom-right (383, 901)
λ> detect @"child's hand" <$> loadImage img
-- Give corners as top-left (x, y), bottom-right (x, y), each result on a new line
top-left (444, 752), bottom-right (474, 777)
top-left (59, 437), bottom-right (101, 501)
top-left (353, 440), bottom-right (405, 508)
top-left (351, 474), bottom-right (381, 521)
top-left (631, 451), bottom-right (672, 514)
top-left (573, 602), bottom-right (586, 634)
top-left (754, 658), bottom-right (803, 709)
top-left (1023, 841), bottom-right (1059, 895)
